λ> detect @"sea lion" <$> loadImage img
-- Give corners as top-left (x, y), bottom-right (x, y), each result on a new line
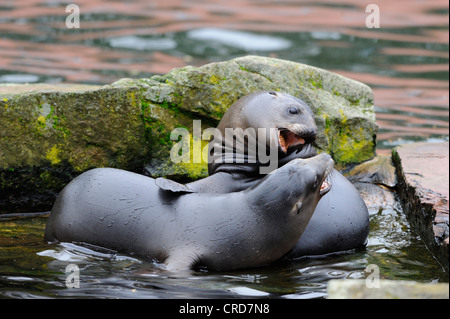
top-left (156, 91), bottom-right (369, 257)
top-left (44, 154), bottom-right (334, 271)
top-left (157, 91), bottom-right (318, 193)
top-left (208, 90), bottom-right (318, 175)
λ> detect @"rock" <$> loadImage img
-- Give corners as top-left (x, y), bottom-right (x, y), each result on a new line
top-left (344, 155), bottom-right (398, 213)
top-left (0, 81), bottom-right (149, 213)
top-left (392, 142), bottom-right (449, 273)
top-left (327, 279), bottom-right (449, 299)
top-left (345, 155), bottom-right (397, 188)
top-left (0, 56), bottom-right (376, 213)
top-left (352, 182), bottom-right (399, 215)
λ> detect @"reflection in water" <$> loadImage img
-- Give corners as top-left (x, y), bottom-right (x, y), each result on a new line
top-left (187, 28), bottom-right (292, 51)
top-left (109, 35), bottom-right (178, 51)
top-left (0, 0), bottom-right (448, 151)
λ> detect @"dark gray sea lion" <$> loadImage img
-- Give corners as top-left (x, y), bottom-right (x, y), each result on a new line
top-left (44, 154), bottom-right (334, 271)
top-left (208, 90), bottom-right (318, 175)
top-left (157, 91), bottom-right (318, 193)
top-left (157, 91), bottom-right (369, 257)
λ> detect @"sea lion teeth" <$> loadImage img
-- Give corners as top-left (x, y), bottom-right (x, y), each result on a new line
top-left (278, 129), bottom-right (306, 153)
top-left (278, 131), bottom-right (287, 153)
top-left (319, 180), bottom-right (331, 196)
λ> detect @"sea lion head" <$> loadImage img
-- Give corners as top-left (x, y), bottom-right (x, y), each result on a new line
top-left (240, 91), bottom-right (317, 153)
top-left (209, 91), bottom-right (318, 175)
top-left (250, 153), bottom-right (333, 208)
top-left (246, 153), bottom-right (334, 243)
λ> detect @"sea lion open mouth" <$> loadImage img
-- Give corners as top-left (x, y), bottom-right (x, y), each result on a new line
top-left (278, 128), bottom-right (306, 153)
top-left (320, 178), bottom-right (331, 196)
top-left (319, 162), bottom-right (333, 196)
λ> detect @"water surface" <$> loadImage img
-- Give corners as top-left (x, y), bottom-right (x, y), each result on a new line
top-left (0, 198), bottom-right (447, 299)
top-left (0, 0), bottom-right (448, 152)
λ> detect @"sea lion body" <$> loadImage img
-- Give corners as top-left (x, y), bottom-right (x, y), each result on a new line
top-left (45, 154), bottom-right (334, 271)
top-left (159, 91), bottom-right (369, 257)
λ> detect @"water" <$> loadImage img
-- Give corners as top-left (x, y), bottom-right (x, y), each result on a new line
top-left (0, 198), bottom-right (447, 299)
top-left (0, 0), bottom-right (448, 299)
top-left (0, 0), bottom-right (448, 152)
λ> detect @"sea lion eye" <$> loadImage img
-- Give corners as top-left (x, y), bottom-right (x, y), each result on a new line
top-left (288, 107), bottom-right (299, 115)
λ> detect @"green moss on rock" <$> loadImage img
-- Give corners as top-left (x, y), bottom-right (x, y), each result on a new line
top-left (0, 83), bottom-right (150, 213)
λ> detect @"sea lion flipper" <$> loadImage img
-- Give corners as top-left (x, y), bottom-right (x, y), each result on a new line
top-left (165, 251), bottom-right (196, 271)
top-left (155, 177), bottom-right (194, 193)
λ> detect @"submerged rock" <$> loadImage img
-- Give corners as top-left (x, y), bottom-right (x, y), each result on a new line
top-left (0, 56), bottom-right (376, 213)
top-left (345, 155), bottom-right (398, 213)
top-left (327, 279), bottom-right (449, 299)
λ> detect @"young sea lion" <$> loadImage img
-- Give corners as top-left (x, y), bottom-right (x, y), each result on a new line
top-left (44, 154), bottom-right (334, 271)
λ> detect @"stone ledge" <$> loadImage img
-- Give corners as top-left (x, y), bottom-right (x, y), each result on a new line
top-left (392, 142), bottom-right (449, 273)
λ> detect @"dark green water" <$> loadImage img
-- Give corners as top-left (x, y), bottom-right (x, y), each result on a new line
top-left (0, 198), bottom-right (447, 299)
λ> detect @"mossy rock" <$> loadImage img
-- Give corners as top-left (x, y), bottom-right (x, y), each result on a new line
top-left (135, 55), bottom-right (376, 174)
top-left (0, 82), bottom-right (149, 213)
top-left (0, 56), bottom-right (377, 213)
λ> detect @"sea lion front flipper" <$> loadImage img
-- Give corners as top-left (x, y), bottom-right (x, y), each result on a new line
top-left (155, 177), bottom-right (194, 193)
top-left (164, 250), bottom-right (197, 271)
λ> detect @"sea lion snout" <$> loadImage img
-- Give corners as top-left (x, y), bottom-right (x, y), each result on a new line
top-left (274, 95), bottom-right (317, 153)
top-left (311, 153), bottom-right (334, 196)
top-left (280, 122), bottom-right (317, 144)
top-left (290, 153), bottom-right (334, 196)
